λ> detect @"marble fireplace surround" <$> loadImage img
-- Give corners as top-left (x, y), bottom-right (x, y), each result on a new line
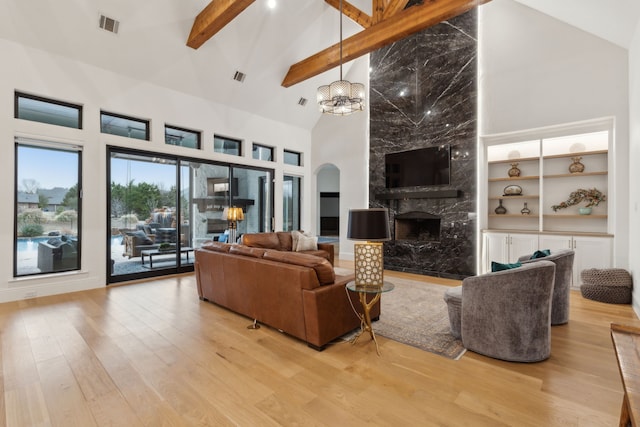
top-left (369, 9), bottom-right (477, 280)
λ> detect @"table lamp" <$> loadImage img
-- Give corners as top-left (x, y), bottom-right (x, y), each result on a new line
top-left (347, 208), bottom-right (390, 287)
top-left (224, 206), bottom-right (244, 243)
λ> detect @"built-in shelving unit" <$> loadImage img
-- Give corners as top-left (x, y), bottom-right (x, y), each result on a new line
top-left (480, 120), bottom-right (614, 281)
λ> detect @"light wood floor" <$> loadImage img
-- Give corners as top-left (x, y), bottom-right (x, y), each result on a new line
top-left (0, 263), bottom-right (637, 426)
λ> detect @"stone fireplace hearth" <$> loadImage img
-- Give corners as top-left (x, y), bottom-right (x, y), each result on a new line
top-left (395, 212), bottom-right (441, 242)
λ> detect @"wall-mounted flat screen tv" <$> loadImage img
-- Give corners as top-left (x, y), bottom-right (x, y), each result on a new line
top-left (385, 145), bottom-right (450, 188)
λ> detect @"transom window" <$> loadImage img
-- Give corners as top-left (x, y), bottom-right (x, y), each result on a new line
top-left (165, 125), bottom-right (200, 149)
top-left (15, 92), bottom-right (82, 129)
top-left (101, 111), bottom-right (150, 141)
top-left (253, 143), bottom-right (274, 161)
top-left (214, 135), bottom-right (242, 156)
top-left (284, 149), bottom-right (302, 166)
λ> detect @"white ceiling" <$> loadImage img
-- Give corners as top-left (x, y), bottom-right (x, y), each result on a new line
top-left (0, 0), bottom-right (638, 131)
top-left (512, 0), bottom-right (640, 49)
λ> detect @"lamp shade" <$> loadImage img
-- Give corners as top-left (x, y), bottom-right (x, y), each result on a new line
top-left (347, 208), bottom-right (390, 241)
top-left (224, 207), bottom-right (244, 221)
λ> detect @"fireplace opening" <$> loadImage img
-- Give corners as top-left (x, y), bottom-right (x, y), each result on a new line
top-left (394, 211), bottom-right (441, 242)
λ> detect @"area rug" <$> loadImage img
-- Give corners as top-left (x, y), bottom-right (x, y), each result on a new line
top-left (336, 268), bottom-right (466, 360)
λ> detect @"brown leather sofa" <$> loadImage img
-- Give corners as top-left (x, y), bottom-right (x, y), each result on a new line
top-left (241, 231), bottom-right (334, 265)
top-left (195, 241), bottom-right (379, 350)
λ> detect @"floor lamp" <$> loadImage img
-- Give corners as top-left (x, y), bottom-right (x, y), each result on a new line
top-left (225, 207), bottom-right (244, 243)
top-left (347, 208), bottom-right (391, 287)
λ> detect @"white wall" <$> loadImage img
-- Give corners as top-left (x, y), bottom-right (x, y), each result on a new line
top-left (629, 19), bottom-right (640, 316)
top-left (480, 0), bottom-right (630, 273)
top-left (311, 57), bottom-right (370, 259)
top-left (0, 38), bottom-right (311, 302)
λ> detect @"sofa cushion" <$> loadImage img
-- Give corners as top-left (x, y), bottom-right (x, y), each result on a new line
top-left (201, 241), bottom-right (231, 253)
top-left (229, 244), bottom-right (266, 258)
top-left (299, 250), bottom-right (331, 263)
top-left (276, 231), bottom-right (293, 251)
top-left (263, 250), bottom-right (335, 285)
top-left (242, 232), bottom-right (281, 250)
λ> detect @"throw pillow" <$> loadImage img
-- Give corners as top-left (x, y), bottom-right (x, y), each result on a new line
top-left (491, 261), bottom-right (522, 272)
top-left (295, 233), bottom-right (318, 252)
top-left (530, 249), bottom-right (551, 259)
top-left (291, 230), bottom-right (303, 251)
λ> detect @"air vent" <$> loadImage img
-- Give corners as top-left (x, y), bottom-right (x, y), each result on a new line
top-left (298, 97), bottom-right (308, 106)
top-left (99, 14), bottom-right (120, 34)
top-left (232, 71), bottom-right (246, 83)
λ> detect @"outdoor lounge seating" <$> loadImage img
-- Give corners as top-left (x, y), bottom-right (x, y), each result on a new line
top-left (37, 236), bottom-right (78, 272)
top-left (121, 227), bottom-right (177, 258)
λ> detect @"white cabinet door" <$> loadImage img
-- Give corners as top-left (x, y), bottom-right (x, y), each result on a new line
top-left (573, 236), bottom-right (612, 286)
top-left (509, 234), bottom-right (539, 263)
top-left (539, 234), bottom-right (612, 286)
top-left (483, 232), bottom-right (539, 273)
top-left (539, 235), bottom-right (572, 252)
top-left (483, 232), bottom-right (509, 273)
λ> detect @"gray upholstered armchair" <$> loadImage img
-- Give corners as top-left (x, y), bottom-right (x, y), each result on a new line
top-left (444, 261), bottom-right (556, 362)
top-left (517, 249), bottom-right (575, 325)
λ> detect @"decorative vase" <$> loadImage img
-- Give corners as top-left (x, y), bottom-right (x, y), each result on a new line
top-left (579, 207), bottom-right (592, 215)
top-left (508, 163), bottom-right (521, 177)
top-left (569, 156), bottom-right (585, 173)
top-left (494, 199), bottom-right (507, 215)
top-left (521, 202), bottom-right (531, 215)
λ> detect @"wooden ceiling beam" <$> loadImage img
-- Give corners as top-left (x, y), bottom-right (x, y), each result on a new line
top-left (324, 0), bottom-right (372, 28)
top-left (382, 0), bottom-right (411, 19)
top-left (187, 0), bottom-right (255, 49)
top-left (373, 0), bottom-right (385, 23)
top-left (282, 0), bottom-right (489, 87)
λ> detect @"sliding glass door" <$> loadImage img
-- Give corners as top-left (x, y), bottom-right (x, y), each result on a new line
top-left (108, 147), bottom-right (274, 283)
top-left (109, 149), bottom-right (189, 282)
top-left (231, 166), bottom-right (273, 238)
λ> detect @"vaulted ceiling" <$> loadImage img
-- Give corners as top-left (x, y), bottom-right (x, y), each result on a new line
top-left (0, 0), bottom-right (638, 131)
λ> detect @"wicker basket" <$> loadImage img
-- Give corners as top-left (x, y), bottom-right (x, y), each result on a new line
top-left (580, 268), bottom-right (632, 304)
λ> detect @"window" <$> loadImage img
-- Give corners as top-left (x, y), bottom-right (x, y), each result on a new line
top-left (284, 149), bottom-right (302, 166)
top-left (15, 92), bottom-right (82, 129)
top-left (283, 175), bottom-right (301, 231)
top-left (15, 140), bottom-right (82, 277)
top-left (252, 143), bottom-right (274, 161)
top-left (214, 135), bottom-right (242, 156)
top-left (165, 125), bottom-right (200, 149)
top-left (101, 111), bottom-right (150, 141)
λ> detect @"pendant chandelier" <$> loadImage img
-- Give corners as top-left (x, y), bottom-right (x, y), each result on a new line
top-left (317, 0), bottom-right (365, 115)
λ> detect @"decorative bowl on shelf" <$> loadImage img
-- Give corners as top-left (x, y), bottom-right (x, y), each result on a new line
top-left (503, 185), bottom-right (523, 196)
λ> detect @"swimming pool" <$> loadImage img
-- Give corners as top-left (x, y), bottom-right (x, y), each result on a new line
top-left (16, 237), bottom-right (52, 252)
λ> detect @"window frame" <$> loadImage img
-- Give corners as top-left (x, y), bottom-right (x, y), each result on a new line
top-left (283, 149), bottom-right (302, 166)
top-left (14, 140), bottom-right (83, 277)
top-left (100, 110), bottom-right (150, 141)
top-left (164, 124), bottom-right (201, 149)
top-left (214, 135), bottom-right (242, 156)
top-left (252, 143), bottom-right (275, 162)
top-left (14, 91), bottom-right (83, 129)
